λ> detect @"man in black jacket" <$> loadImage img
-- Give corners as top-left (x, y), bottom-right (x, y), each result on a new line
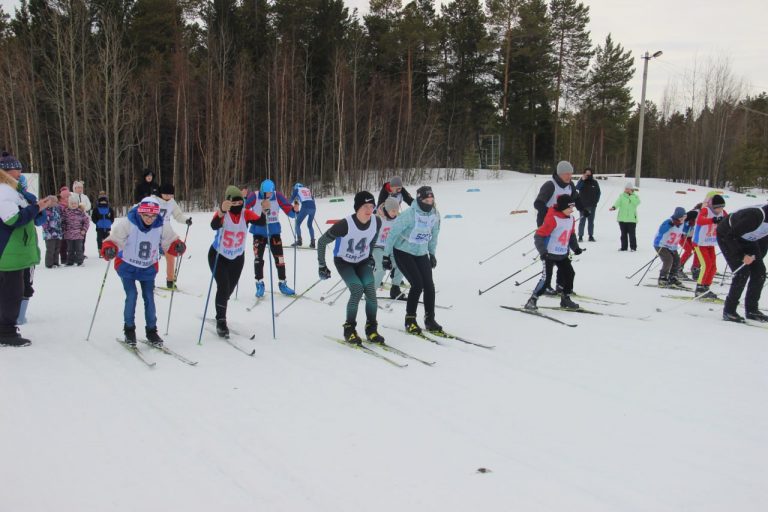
top-left (575, 167), bottom-right (601, 242)
top-left (716, 204), bottom-right (768, 323)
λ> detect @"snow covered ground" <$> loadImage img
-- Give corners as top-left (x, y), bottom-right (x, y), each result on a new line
top-left (2, 172), bottom-right (767, 512)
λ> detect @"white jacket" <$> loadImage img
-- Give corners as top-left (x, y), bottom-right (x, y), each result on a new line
top-left (155, 196), bottom-right (187, 225)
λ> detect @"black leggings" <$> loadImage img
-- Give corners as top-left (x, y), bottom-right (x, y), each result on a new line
top-left (208, 247), bottom-right (245, 320)
top-left (393, 249), bottom-right (435, 317)
top-left (253, 234), bottom-right (286, 281)
top-left (0, 269), bottom-right (24, 334)
top-left (533, 258), bottom-right (574, 297)
top-left (718, 235), bottom-right (766, 314)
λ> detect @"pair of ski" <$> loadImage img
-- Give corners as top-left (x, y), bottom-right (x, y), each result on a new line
top-left (203, 318), bottom-right (257, 356)
top-left (685, 311), bottom-right (768, 330)
top-left (115, 338), bottom-right (198, 368)
top-left (376, 297), bottom-right (453, 310)
top-left (383, 325), bottom-right (494, 349)
top-left (323, 336), bottom-right (429, 368)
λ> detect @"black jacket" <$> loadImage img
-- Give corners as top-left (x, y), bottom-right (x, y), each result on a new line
top-left (377, 182), bottom-right (414, 207)
top-left (575, 177), bottom-right (601, 208)
top-left (134, 181), bottom-right (159, 204)
top-left (717, 206), bottom-right (768, 258)
top-left (533, 173), bottom-right (583, 226)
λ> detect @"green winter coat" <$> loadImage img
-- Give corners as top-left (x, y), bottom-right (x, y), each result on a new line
top-left (0, 183), bottom-right (41, 271)
top-left (613, 192), bottom-right (641, 223)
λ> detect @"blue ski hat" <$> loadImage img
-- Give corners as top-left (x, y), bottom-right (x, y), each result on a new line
top-left (260, 179), bottom-right (275, 194)
top-left (294, 182), bottom-right (304, 189)
top-left (672, 207), bottom-right (686, 219)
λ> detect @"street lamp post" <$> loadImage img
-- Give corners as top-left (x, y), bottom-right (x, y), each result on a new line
top-left (634, 50), bottom-right (662, 189)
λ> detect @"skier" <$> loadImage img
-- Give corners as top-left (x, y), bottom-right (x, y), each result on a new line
top-left (716, 203), bottom-right (768, 323)
top-left (678, 206), bottom-right (701, 280)
top-left (533, 160), bottom-right (585, 294)
top-left (383, 185), bottom-right (441, 334)
top-left (575, 167), bottom-right (600, 242)
top-left (209, 186), bottom-right (266, 337)
top-left (156, 183), bottom-right (192, 289)
top-left (316, 191), bottom-right (384, 344)
top-left (652, 207), bottom-right (687, 287)
top-left (609, 181), bottom-right (641, 251)
top-left (101, 196), bottom-right (186, 347)
top-left (247, 179), bottom-right (298, 297)
top-left (289, 182), bottom-right (317, 248)
top-left (373, 197), bottom-right (406, 299)
top-left (91, 193), bottom-right (115, 253)
top-left (525, 194), bottom-right (584, 311)
top-left (377, 175), bottom-right (414, 207)
top-left (692, 193), bottom-right (726, 298)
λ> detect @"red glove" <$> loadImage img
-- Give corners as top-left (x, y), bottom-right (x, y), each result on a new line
top-left (169, 239), bottom-right (186, 256)
top-left (101, 242), bottom-right (118, 260)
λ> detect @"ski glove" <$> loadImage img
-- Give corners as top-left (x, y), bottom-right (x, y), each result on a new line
top-left (103, 246), bottom-right (117, 260)
top-left (172, 240), bottom-right (187, 255)
top-left (429, 254), bottom-right (437, 269)
top-left (366, 257), bottom-right (376, 271)
top-left (573, 247), bottom-right (584, 255)
top-left (186, 217), bottom-right (193, 226)
top-left (382, 256), bottom-right (393, 270)
top-left (318, 266), bottom-right (332, 280)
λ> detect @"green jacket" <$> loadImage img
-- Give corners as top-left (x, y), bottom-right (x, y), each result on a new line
top-left (0, 183), bottom-right (41, 271)
top-left (384, 201), bottom-right (440, 257)
top-left (613, 192), bottom-right (640, 223)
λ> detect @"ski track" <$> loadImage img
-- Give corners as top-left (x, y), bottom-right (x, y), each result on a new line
top-left (2, 171), bottom-right (767, 511)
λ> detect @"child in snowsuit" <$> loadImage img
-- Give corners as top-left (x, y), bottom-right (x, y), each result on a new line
top-left (91, 193), bottom-right (114, 253)
top-left (61, 195), bottom-right (89, 266)
top-left (42, 201), bottom-right (64, 268)
top-left (101, 197), bottom-right (186, 346)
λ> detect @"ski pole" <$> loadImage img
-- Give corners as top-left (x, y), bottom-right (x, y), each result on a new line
top-left (265, 218), bottom-right (277, 339)
top-left (86, 259), bottom-right (112, 341)
top-left (635, 255), bottom-right (659, 286)
top-left (624, 255), bottom-right (657, 279)
top-left (327, 287), bottom-right (348, 305)
top-left (650, 263), bottom-right (746, 317)
top-left (321, 278), bottom-right (344, 301)
top-left (314, 218), bottom-right (325, 236)
top-left (478, 258), bottom-right (539, 295)
top-left (198, 229), bottom-right (223, 345)
top-left (478, 229), bottom-right (536, 265)
top-left (514, 270), bottom-right (543, 287)
top-left (275, 278), bottom-right (323, 317)
top-left (287, 215), bottom-right (298, 291)
top-left (165, 223), bottom-right (191, 335)
top-left (522, 246), bottom-right (538, 258)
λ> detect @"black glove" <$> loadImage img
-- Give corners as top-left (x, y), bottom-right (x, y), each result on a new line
top-left (573, 247), bottom-right (584, 255)
top-left (712, 216), bottom-right (723, 224)
top-left (429, 254), bottom-right (437, 269)
top-left (540, 252), bottom-right (549, 261)
top-left (382, 256), bottom-right (393, 270)
top-left (318, 266), bottom-right (331, 280)
top-left (103, 246), bottom-right (117, 260)
top-left (367, 258), bottom-right (376, 271)
top-left (173, 240), bottom-right (187, 255)
top-left (186, 217), bottom-right (193, 226)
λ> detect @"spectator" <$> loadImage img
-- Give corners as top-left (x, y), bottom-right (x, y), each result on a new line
top-left (575, 167), bottom-right (601, 242)
top-left (610, 181), bottom-right (641, 251)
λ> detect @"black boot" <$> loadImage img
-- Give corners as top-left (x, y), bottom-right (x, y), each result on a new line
top-left (723, 310), bottom-right (745, 323)
top-left (309, 239), bottom-right (316, 249)
top-left (365, 321), bottom-right (385, 343)
top-left (216, 319), bottom-right (230, 338)
top-left (657, 275), bottom-right (670, 288)
top-left (404, 315), bottom-right (422, 335)
top-left (123, 325), bottom-right (137, 347)
top-left (746, 310), bottom-right (768, 322)
top-left (524, 295), bottom-right (538, 311)
top-left (424, 315), bottom-right (443, 333)
top-left (291, 238), bottom-right (303, 247)
top-left (343, 322), bottom-right (361, 345)
top-left (389, 285), bottom-right (404, 300)
top-left (695, 285), bottom-right (718, 300)
top-left (560, 294), bottom-right (580, 310)
top-left (0, 327), bottom-right (31, 347)
top-left (146, 327), bottom-right (163, 347)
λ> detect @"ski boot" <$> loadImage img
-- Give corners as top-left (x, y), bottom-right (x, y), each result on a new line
top-left (746, 310), bottom-right (768, 322)
top-left (343, 322), bottom-right (362, 345)
top-left (657, 275), bottom-right (670, 288)
top-left (560, 294), bottom-right (580, 310)
top-left (309, 239), bottom-right (316, 249)
top-left (695, 285), bottom-right (718, 300)
top-left (279, 280), bottom-right (295, 296)
top-left (146, 327), bottom-right (164, 348)
top-left (722, 310), bottom-right (745, 323)
top-left (123, 325), bottom-right (137, 347)
top-left (543, 286), bottom-right (558, 296)
top-left (424, 315), bottom-right (443, 333)
top-left (291, 238), bottom-right (303, 247)
top-left (365, 321), bottom-right (385, 344)
top-left (255, 280), bottom-right (265, 298)
top-left (0, 327), bottom-right (31, 347)
top-left (390, 285), bottom-right (405, 300)
top-left (216, 318), bottom-right (230, 338)
top-left (404, 315), bottom-right (422, 335)
top-left (524, 295), bottom-right (538, 311)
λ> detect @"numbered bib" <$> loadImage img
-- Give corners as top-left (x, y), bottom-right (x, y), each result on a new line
top-left (214, 212), bottom-right (247, 260)
top-left (375, 216), bottom-right (396, 248)
top-left (546, 178), bottom-right (573, 207)
top-left (693, 207), bottom-right (720, 246)
top-left (298, 187), bottom-right (313, 202)
top-left (253, 196), bottom-right (280, 224)
top-left (545, 215), bottom-right (574, 255)
top-left (334, 215), bottom-right (377, 263)
top-left (660, 225), bottom-right (683, 250)
top-left (407, 212), bottom-right (437, 245)
top-left (122, 223), bottom-right (162, 268)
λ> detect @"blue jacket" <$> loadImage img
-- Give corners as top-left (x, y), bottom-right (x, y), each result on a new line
top-left (384, 201), bottom-right (440, 257)
top-left (92, 204), bottom-right (114, 229)
top-left (289, 186), bottom-right (316, 211)
top-left (653, 218), bottom-right (682, 249)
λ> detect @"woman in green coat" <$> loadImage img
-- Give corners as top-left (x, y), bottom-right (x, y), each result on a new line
top-left (610, 181), bottom-right (641, 251)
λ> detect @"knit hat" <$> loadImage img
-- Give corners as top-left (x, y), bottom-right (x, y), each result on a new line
top-left (710, 194), bottom-right (725, 208)
top-left (68, 195), bottom-right (79, 207)
top-left (625, 181), bottom-right (635, 190)
top-left (672, 207), bottom-right (686, 219)
top-left (556, 161), bottom-right (573, 176)
top-left (0, 152), bottom-right (22, 170)
top-left (556, 194), bottom-right (575, 211)
top-left (383, 197), bottom-right (400, 214)
top-left (354, 191), bottom-right (375, 211)
top-left (159, 183), bottom-right (175, 195)
top-left (72, 180), bottom-right (84, 190)
top-left (137, 196), bottom-right (161, 215)
top-left (390, 176), bottom-right (403, 188)
top-left (225, 185), bottom-right (243, 201)
top-left (416, 185), bottom-right (434, 200)
top-left (294, 182), bottom-right (304, 189)
top-left (685, 210), bottom-right (698, 223)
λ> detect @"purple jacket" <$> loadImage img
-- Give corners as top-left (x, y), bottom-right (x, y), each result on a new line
top-left (61, 207), bottom-right (90, 240)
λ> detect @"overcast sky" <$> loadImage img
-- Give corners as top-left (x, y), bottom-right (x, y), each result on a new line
top-left (2, 0), bottom-right (765, 109)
